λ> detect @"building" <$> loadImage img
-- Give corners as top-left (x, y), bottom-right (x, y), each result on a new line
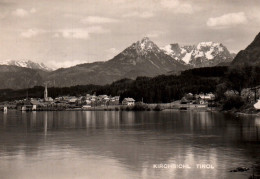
top-left (44, 84), bottom-right (48, 100)
top-left (196, 93), bottom-right (215, 104)
top-left (254, 99), bottom-right (260, 110)
top-left (44, 84), bottom-right (53, 102)
top-left (31, 99), bottom-right (45, 110)
top-left (109, 96), bottom-right (120, 105)
top-left (122, 98), bottom-right (135, 106)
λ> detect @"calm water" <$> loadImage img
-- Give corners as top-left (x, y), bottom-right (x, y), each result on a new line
top-left (0, 110), bottom-right (259, 179)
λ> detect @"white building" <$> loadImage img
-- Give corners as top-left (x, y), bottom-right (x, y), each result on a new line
top-left (254, 99), bottom-right (260, 110)
top-left (122, 98), bottom-right (135, 106)
top-left (197, 93), bottom-right (215, 104)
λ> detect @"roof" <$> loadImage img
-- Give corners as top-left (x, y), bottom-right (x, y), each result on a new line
top-left (30, 100), bottom-right (43, 105)
top-left (123, 98), bottom-right (135, 102)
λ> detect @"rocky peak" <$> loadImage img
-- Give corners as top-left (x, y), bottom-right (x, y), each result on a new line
top-left (161, 41), bottom-right (233, 67)
top-left (129, 37), bottom-right (161, 55)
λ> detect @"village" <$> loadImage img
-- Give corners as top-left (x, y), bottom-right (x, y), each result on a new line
top-left (0, 85), bottom-right (219, 112)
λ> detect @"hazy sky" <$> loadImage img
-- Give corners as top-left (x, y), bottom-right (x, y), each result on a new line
top-left (0, 0), bottom-right (259, 68)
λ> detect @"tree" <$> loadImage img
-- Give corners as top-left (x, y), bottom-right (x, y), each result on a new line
top-left (226, 67), bottom-right (247, 96)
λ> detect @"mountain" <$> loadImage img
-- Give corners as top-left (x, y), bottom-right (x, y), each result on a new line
top-left (45, 37), bottom-right (188, 87)
top-left (232, 32), bottom-right (260, 66)
top-left (161, 42), bottom-right (234, 68)
top-left (0, 60), bottom-right (53, 71)
top-left (0, 37), bottom-right (234, 89)
top-left (0, 65), bottom-right (45, 89)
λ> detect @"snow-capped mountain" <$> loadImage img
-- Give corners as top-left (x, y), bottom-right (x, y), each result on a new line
top-left (161, 42), bottom-right (234, 68)
top-left (107, 37), bottom-right (188, 76)
top-left (45, 37), bottom-right (188, 87)
top-left (0, 60), bottom-right (53, 71)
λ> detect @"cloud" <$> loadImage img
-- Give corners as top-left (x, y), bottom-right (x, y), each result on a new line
top-left (21, 29), bottom-right (43, 38)
top-left (123, 11), bottom-right (154, 18)
top-left (58, 26), bottom-right (109, 39)
top-left (30, 8), bottom-right (36, 14)
top-left (81, 16), bottom-right (118, 24)
top-left (60, 29), bottom-right (90, 39)
top-left (106, 0), bottom-right (126, 3)
top-left (12, 8), bottom-right (36, 17)
top-left (207, 12), bottom-right (247, 28)
top-left (160, 0), bottom-right (193, 14)
top-left (146, 31), bottom-right (165, 38)
top-left (105, 48), bottom-right (119, 59)
top-left (0, 12), bottom-right (7, 19)
top-left (47, 60), bottom-right (89, 69)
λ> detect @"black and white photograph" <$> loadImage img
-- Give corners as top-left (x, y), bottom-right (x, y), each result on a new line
top-left (0, 0), bottom-right (260, 178)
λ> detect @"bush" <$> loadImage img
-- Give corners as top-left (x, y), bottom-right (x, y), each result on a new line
top-left (132, 102), bottom-right (148, 111)
top-left (153, 104), bottom-right (163, 111)
top-left (222, 96), bottom-right (245, 110)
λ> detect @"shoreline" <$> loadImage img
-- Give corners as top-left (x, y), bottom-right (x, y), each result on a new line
top-left (1, 103), bottom-right (259, 116)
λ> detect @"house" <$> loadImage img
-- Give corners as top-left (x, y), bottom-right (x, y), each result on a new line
top-left (68, 97), bottom-right (78, 104)
top-left (44, 97), bottom-right (54, 102)
top-left (82, 105), bottom-right (91, 109)
top-left (254, 99), bottom-right (260, 110)
top-left (122, 98), bottom-right (135, 106)
top-left (109, 96), bottom-right (120, 105)
top-left (197, 93), bottom-right (215, 104)
top-left (30, 99), bottom-right (45, 110)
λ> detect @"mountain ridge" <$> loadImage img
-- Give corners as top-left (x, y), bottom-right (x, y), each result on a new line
top-left (161, 41), bottom-right (234, 68)
top-left (232, 32), bottom-right (260, 66)
top-left (0, 36), bottom-right (239, 89)
top-left (0, 60), bottom-right (53, 71)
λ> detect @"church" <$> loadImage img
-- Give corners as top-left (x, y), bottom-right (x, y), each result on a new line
top-left (44, 84), bottom-right (53, 102)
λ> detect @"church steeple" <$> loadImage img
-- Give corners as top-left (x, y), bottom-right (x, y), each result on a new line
top-left (44, 84), bottom-right (48, 100)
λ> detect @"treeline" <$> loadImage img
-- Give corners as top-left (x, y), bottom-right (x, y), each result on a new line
top-left (1, 65), bottom-right (260, 103)
top-left (0, 85), bottom-right (100, 102)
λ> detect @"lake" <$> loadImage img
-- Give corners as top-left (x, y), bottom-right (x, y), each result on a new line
top-left (0, 110), bottom-right (259, 179)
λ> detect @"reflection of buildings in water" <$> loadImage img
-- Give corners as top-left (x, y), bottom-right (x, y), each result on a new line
top-left (44, 112), bottom-right (47, 135)
top-left (69, 112), bottom-right (76, 127)
top-left (90, 111), bottom-right (96, 128)
top-left (198, 112), bottom-right (209, 130)
top-left (21, 111), bottom-right (28, 130)
top-left (30, 111), bottom-right (37, 128)
top-left (75, 111), bottom-right (83, 127)
top-left (255, 117), bottom-right (260, 141)
top-left (3, 112), bottom-right (7, 128)
top-left (255, 117), bottom-right (260, 128)
top-left (83, 111), bottom-right (91, 129)
top-left (189, 111), bottom-right (193, 130)
top-left (103, 111), bottom-right (121, 128)
top-left (121, 112), bottom-right (135, 125)
top-left (103, 111), bottom-right (109, 128)
top-left (110, 112), bottom-right (120, 127)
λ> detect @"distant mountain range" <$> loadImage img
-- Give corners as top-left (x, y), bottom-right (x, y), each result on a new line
top-left (0, 60), bottom-right (53, 71)
top-left (45, 37), bottom-right (188, 87)
top-left (161, 42), bottom-right (235, 67)
top-left (0, 35), bottom-right (250, 89)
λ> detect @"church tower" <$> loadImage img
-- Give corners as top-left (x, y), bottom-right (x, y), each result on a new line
top-left (44, 84), bottom-right (48, 101)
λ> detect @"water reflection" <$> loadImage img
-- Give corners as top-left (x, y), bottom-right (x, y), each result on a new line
top-left (0, 110), bottom-right (259, 179)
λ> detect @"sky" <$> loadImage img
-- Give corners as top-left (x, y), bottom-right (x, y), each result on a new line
top-left (0, 0), bottom-right (259, 69)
